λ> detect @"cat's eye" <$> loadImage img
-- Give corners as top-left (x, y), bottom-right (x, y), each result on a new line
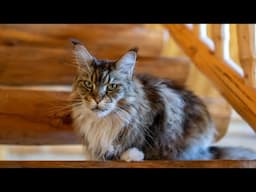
top-left (107, 84), bottom-right (117, 91)
top-left (83, 80), bottom-right (93, 89)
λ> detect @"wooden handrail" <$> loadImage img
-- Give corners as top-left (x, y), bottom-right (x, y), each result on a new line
top-left (165, 24), bottom-right (256, 131)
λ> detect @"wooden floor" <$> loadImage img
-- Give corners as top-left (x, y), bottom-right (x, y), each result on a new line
top-left (1, 160), bottom-right (256, 168)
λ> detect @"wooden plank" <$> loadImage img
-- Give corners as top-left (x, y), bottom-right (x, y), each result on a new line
top-left (0, 46), bottom-right (190, 85)
top-left (0, 24), bottom-right (165, 57)
top-left (0, 88), bottom-right (230, 145)
top-left (0, 160), bottom-right (255, 168)
top-left (165, 24), bottom-right (256, 132)
top-left (0, 88), bottom-right (77, 145)
top-left (237, 24), bottom-right (256, 87)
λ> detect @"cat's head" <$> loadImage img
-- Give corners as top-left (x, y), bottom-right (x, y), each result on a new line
top-left (71, 39), bottom-right (138, 117)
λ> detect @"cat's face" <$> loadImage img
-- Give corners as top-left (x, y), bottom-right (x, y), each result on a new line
top-left (71, 39), bottom-right (138, 117)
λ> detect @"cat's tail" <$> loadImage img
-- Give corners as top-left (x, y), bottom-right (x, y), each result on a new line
top-left (208, 146), bottom-right (256, 160)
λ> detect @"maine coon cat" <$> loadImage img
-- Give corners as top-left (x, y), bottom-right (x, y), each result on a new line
top-left (70, 39), bottom-right (256, 161)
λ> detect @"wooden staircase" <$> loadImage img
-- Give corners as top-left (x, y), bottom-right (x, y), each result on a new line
top-left (0, 24), bottom-right (254, 168)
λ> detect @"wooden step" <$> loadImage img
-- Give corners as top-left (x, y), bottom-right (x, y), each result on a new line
top-left (0, 160), bottom-right (255, 168)
top-left (0, 46), bottom-right (190, 85)
top-left (0, 24), bottom-right (166, 57)
top-left (0, 87), bottom-right (230, 145)
top-left (0, 24), bottom-right (175, 85)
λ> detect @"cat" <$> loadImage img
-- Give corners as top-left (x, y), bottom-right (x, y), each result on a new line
top-left (70, 38), bottom-right (256, 161)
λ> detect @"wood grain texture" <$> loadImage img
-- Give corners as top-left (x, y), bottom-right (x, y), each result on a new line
top-left (0, 160), bottom-right (255, 168)
top-left (165, 24), bottom-right (256, 132)
top-left (237, 24), bottom-right (256, 87)
top-left (185, 25), bottom-right (222, 97)
top-left (0, 87), bottom-right (78, 145)
top-left (208, 24), bottom-right (231, 139)
top-left (0, 88), bottom-right (230, 145)
top-left (210, 24), bottom-right (224, 59)
top-left (0, 46), bottom-right (190, 85)
top-left (0, 24), bottom-right (165, 57)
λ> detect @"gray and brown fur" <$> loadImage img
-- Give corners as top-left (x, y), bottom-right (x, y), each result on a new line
top-left (70, 39), bottom-right (256, 160)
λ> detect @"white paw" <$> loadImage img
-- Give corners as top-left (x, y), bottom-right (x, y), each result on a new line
top-left (120, 147), bottom-right (144, 162)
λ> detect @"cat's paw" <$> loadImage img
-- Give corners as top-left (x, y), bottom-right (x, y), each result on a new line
top-left (120, 148), bottom-right (144, 162)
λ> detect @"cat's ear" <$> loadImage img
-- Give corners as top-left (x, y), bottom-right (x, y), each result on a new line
top-left (115, 48), bottom-right (138, 79)
top-left (71, 38), bottom-right (94, 70)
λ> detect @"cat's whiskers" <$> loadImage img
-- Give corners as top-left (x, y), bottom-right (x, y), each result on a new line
top-left (48, 101), bottom-right (82, 115)
top-left (63, 61), bottom-right (79, 69)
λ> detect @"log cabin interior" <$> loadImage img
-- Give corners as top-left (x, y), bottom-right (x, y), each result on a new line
top-left (0, 24), bottom-right (256, 168)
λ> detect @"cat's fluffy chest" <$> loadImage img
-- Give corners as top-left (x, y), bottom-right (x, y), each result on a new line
top-left (72, 105), bottom-right (129, 159)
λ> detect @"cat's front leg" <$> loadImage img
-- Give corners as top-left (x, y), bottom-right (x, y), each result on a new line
top-left (120, 147), bottom-right (144, 162)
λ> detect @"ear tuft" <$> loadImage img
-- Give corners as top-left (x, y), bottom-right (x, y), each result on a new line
top-left (70, 38), bottom-right (82, 46)
top-left (71, 38), bottom-right (94, 71)
top-left (128, 47), bottom-right (139, 53)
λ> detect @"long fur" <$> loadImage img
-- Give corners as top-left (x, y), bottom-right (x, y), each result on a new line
top-left (70, 40), bottom-right (256, 161)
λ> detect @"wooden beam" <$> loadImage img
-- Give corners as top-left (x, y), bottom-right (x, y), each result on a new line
top-left (0, 46), bottom-right (189, 85)
top-left (0, 88), bottom-right (230, 145)
top-left (237, 24), bottom-right (256, 87)
top-left (0, 160), bottom-right (255, 168)
top-left (165, 24), bottom-right (256, 132)
top-left (0, 24), bottom-right (165, 57)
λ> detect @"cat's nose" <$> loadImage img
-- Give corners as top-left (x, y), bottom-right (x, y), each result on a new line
top-left (94, 97), bottom-right (102, 104)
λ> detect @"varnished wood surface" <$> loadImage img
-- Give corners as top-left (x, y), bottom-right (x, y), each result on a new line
top-left (0, 88), bottom-right (231, 145)
top-left (0, 46), bottom-right (189, 85)
top-left (0, 160), bottom-right (256, 168)
top-left (0, 24), bottom-right (166, 57)
top-left (0, 24), bottom-right (186, 85)
top-left (237, 24), bottom-right (256, 87)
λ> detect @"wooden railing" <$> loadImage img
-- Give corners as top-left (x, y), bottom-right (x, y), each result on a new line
top-left (164, 24), bottom-right (256, 132)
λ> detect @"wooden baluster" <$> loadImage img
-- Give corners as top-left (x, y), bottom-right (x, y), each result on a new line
top-left (237, 24), bottom-right (256, 87)
top-left (186, 24), bottom-right (213, 96)
top-left (208, 24), bottom-right (231, 140)
top-left (210, 24), bottom-right (224, 58)
top-left (192, 24), bottom-right (200, 36)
